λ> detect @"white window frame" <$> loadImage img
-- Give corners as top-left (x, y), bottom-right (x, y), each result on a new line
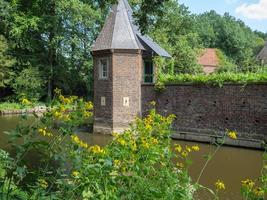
top-left (98, 58), bottom-right (108, 80)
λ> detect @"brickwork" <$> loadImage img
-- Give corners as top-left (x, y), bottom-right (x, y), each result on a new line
top-left (93, 50), bottom-right (143, 133)
top-left (142, 84), bottom-right (267, 145)
top-left (112, 51), bottom-right (142, 131)
top-left (93, 52), bottom-right (113, 133)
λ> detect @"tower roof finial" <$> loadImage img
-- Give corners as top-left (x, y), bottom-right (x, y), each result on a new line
top-left (92, 0), bottom-right (171, 58)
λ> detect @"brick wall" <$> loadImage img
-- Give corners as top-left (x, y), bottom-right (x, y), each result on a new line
top-left (142, 84), bottom-right (267, 144)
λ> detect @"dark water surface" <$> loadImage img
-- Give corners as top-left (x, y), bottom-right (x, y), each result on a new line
top-left (0, 115), bottom-right (264, 200)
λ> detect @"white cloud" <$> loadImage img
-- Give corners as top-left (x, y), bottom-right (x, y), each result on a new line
top-left (236, 0), bottom-right (267, 20)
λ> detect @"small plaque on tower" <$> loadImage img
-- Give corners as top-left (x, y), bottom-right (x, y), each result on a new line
top-left (123, 97), bottom-right (129, 107)
top-left (101, 97), bottom-right (106, 106)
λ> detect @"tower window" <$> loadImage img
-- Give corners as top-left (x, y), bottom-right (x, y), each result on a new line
top-left (144, 60), bottom-right (154, 83)
top-left (99, 58), bottom-right (108, 79)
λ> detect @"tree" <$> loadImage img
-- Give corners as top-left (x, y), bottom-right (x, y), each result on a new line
top-left (0, 35), bottom-right (15, 87)
top-left (12, 67), bottom-right (45, 101)
top-left (195, 11), bottom-right (264, 68)
top-left (0, 0), bottom-right (168, 101)
top-left (148, 0), bottom-right (202, 74)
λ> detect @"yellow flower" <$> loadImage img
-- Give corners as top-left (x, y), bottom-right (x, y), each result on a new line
top-left (53, 111), bottom-right (61, 119)
top-left (38, 128), bottom-right (53, 137)
top-left (150, 101), bottom-right (156, 106)
top-left (112, 132), bottom-right (120, 138)
top-left (144, 115), bottom-right (153, 125)
top-left (21, 98), bottom-right (31, 106)
top-left (181, 151), bottom-right (188, 158)
top-left (38, 179), bottom-right (48, 189)
top-left (83, 110), bottom-right (91, 118)
top-left (85, 102), bottom-right (93, 110)
top-left (46, 132), bottom-right (53, 137)
top-left (59, 105), bottom-right (66, 112)
top-left (228, 131), bottom-right (237, 139)
top-left (241, 179), bottom-right (255, 189)
top-left (141, 138), bottom-right (150, 149)
top-left (174, 144), bottom-right (182, 153)
top-left (131, 141), bottom-right (137, 151)
top-left (145, 124), bottom-right (152, 131)
top-left (72, 171), bottom-right (80, 178)
top-left (253, 187), bottom-right (264, 197)
top-left (176, 162), bottom-right (184, 169)
top-left (192, 145), bottom-right (200, 152)
top-left (114, 160), bottom-right (121, 168)
top-left (142, 142), bottom-right (149, 149)
top-left (117, 138), bottom-right (126, 146)
top-left (151, 137), bottom-right (158, 145)
top-left (186, 146), bottom-right (192, 153)
top-left (71, 135), bottom-right (88, 148)
top-left (215, 180), bottom-right (225, 190)
top-left (89, 145), bottom-right (105, 154)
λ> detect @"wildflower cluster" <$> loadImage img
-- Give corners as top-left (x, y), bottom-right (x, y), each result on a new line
top-left (38, 128), bottom-right (53, 137)
top-left (70, 134), bottom-right (105, 155)
top-left (59, 94), bottom-right (77, 105)
top-left (174, 143), bottom-right (200, 169)
top-left (71, 135), bottom-right (88, 148)
top-left (174, 144), bottom-right (200, 158)
top-left (48, 89), bottom-right (93, 124)
top-left (241, 178), bottom-right (266, 199)
top-left (89, 145), bottom-right (105, 154)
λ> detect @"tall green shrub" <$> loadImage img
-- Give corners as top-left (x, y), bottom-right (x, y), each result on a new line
top-left (12, 67), bottom-right (45, 101)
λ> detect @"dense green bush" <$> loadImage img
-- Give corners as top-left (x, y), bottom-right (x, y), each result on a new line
top-left (158, 72), bottom-right (267, 88)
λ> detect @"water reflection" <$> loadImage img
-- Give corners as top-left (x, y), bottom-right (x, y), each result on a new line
top-left (0, 115), bottom-right (263, 200)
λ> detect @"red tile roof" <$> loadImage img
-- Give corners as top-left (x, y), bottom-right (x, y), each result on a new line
top-left (198, 48), bottom-right (219, 67)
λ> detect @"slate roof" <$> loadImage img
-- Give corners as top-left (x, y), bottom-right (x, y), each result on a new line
top-left (92, 0), bottom-right (171, 58)
top-left (198, 48), bottom-right (219, 67)
top-left (257, 41), bottom-right (267, 63)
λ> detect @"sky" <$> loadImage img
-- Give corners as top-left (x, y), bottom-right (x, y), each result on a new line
top-left (179, 0), bottom-right (267, 33)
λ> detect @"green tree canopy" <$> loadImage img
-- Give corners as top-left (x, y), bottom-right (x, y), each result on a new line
top-left (0, 35), bottom-right (15, 87)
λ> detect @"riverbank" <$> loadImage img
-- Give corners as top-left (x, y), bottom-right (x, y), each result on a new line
top-left (0, 102), bottom-right (47, 115)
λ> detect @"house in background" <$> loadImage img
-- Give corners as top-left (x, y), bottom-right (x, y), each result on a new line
top-left (197, 48), bottom-right (219, 74)
top-left (257, 41), bottom-right (267, 65)
top-left (91, 0), bottom-right (171, 133)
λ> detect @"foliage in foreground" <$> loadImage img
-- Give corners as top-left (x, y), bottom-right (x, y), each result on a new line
top-left (0, 92), bottom-right (266, 200)
top-left (0, 92), bottom-right (197, 199)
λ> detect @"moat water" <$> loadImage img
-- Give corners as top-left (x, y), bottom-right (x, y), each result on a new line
top-left (0, 115), bottom-right (264, 200)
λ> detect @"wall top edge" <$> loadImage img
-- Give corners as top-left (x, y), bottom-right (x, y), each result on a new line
top-left (141, 82), bottom-right (267, 87)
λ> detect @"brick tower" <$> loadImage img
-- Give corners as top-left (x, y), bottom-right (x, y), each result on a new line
top-left (91, 0), bottom-right (170, 134)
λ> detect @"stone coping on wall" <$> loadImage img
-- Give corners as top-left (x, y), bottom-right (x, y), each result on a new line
top-left (171, 131), bottom-right (265, 150)
top-left (142, 82), bottom-right (267, 87)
